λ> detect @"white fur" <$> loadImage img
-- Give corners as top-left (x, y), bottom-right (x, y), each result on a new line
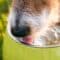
top-left (7, 7), bottom-right (59, 47)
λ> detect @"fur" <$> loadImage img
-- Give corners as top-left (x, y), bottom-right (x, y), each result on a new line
top-left (7, 0), bottom-right (60, 47)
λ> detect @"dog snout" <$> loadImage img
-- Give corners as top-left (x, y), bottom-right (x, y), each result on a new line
top-left (11, 26), bottom-right (31, 37)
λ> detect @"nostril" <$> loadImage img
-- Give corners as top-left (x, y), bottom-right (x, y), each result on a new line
top-left (11, 26), bottom-right (31, 37)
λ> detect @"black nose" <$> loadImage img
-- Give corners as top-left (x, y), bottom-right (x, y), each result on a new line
top-left (11, 26), bottom-right (31, 37)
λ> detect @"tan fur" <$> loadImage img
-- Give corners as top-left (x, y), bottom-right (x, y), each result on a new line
top-left (7, 0), bottom-right (60, 47)
top-left (12, 0), bottom-right (52, 14)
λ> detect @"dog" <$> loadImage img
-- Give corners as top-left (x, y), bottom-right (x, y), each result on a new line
top-left (7, 0), bottom-right (60, 47)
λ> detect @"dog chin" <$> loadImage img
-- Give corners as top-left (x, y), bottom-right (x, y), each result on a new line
top-left (7, 23), bottom-right (60, 48)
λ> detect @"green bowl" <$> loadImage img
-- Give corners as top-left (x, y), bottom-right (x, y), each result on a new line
top-left (3, 32), bottom-right (60, 60)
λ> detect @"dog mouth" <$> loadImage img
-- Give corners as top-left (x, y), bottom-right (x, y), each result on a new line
top-left (15, 28), bottom-right (60, 47)
top-left (9, 30), bottom-right (60, 48)
top-left (7, 25), bottom-right (60, 48)
top-left (16, 35), bottom-right (60, 48)
top-left (10, 27), bottom-right (60, 48)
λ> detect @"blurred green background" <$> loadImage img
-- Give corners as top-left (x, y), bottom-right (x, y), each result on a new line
top-left (0, 0), bottom-right (11, 60)
top-left (0, 0), bottom-right (60, 60)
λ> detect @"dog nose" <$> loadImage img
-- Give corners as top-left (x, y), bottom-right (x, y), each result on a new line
top-left (11, 26), bottom-right (31, 37)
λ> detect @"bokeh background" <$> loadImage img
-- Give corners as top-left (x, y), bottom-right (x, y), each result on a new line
top-left (0, 0), bottom-right (11, 60)
top-left (0, 0), bottom-right (60, 60)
